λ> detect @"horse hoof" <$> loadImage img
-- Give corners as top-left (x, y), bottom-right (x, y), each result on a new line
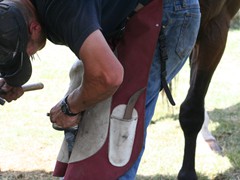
top-left (177, 170), bottom-right (198, 180)
top-left (206, 139), bottom-right (223, 155)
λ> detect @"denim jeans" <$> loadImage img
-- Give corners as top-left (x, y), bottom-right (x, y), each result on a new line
top-left (119, 0), bottom-right (201, 179)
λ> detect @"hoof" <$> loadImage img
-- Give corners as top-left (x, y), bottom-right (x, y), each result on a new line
top-left (178, 170), bottom-right (197, 180)
top-left (206, 139), bottom-right (223, 155)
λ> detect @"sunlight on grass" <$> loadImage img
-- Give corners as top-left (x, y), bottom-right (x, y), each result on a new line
top-left (137, 119), bottom-right (234, 180)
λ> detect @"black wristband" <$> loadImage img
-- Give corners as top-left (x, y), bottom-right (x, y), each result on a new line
top-left (60, 95), bottom-right (79, 116)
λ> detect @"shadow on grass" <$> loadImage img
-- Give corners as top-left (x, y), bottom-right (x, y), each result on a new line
top-left (149, 102), bottom-right (240, 179)
top-left (136, 173), bottom-right (210, 180)
top-left (207, 102), bottom-right (240, 179)
top-left (0, 170), bottom-right (58, 180)
top-left (136, 174), bottom-right (176, 180)
top-left (0, 171), bottom-right (211, 180)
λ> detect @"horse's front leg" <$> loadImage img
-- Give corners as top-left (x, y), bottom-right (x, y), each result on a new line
top-left (177, 6), bottom-right (231, 179)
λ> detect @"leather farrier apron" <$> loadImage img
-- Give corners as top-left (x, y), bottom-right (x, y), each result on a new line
top-left (53, 0), bottom-right (163, 179)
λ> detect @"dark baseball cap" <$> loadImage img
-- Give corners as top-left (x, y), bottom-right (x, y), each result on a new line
top-left (0, 2), bottom-right (32, 87)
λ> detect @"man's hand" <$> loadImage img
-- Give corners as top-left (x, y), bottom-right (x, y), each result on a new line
top-left (0, 78), bottom-right (24, 102)
top-left (49, 100), bottom-right (80, 129)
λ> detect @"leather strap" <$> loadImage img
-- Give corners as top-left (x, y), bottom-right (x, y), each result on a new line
top-left (159, 28), bottom-right (176, 105)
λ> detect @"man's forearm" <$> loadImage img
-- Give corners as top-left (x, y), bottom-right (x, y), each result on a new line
top-left (67, 76), bottom-right (121, 114)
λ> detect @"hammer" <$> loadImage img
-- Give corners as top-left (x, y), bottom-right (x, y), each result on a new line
top-left (0, 82), bottom-right (44, 105)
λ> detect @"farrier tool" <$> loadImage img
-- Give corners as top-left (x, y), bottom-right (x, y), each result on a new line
top-left (0, 82), bottom-right (44, 105)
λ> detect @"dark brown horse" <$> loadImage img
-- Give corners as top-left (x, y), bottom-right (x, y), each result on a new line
top-left (178, 0), bottom-right (240, 179)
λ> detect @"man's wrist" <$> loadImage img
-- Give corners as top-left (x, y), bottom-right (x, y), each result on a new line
top-left (61, 95), bottom-right (80, 116)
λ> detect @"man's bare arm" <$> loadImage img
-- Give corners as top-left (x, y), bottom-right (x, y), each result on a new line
top-left (49, 29), bottom-right (123, 128)
top-left (67, 30), bottom-right (123, 113)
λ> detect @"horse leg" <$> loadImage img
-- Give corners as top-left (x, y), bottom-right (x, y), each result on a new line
top-left (65, 60), bottom-right (84, 95)
top-left (177, 5), bottom-right (233, 179)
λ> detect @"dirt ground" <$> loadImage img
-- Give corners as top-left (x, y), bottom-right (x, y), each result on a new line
top-left (0, 171), bottom-right (55, 180)
top-left (0, 144), bottom-right (60, 180)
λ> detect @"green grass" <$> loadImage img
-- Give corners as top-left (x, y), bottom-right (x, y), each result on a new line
top-left (0, 30), bottom-right (240, 180)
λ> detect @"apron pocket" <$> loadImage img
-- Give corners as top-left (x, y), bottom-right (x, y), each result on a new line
top-left (108, 104), bottom-right (138, 167)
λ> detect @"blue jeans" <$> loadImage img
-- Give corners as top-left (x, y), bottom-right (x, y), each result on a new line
top-left (119, 0), bottom-right (201, 179)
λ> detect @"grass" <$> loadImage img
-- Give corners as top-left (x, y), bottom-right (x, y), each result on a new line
top-left (0, 30), bottom-right (239, 180)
